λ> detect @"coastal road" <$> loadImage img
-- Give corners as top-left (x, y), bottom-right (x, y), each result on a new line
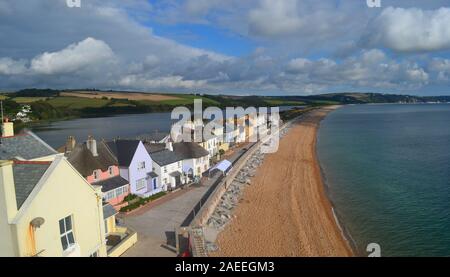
top-left (120, 144), bottom-right (250, 257)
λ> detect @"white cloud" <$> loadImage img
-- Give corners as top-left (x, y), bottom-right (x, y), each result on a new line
top-left (0, 58), bottom-right (27, 75)
top-left (367, 7), bottom-right (450, 52)
top-left (30, 38), bottom-right (116, 75)
top-left (118, 75), bottom-right (207, 90)
top-left (249, 0), bottom-right (302, 37)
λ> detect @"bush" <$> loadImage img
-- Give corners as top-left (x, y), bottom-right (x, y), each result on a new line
top-left (123, 194), bottom-right (138, 202)
top-left (119, 192), bottom-right (167, 212)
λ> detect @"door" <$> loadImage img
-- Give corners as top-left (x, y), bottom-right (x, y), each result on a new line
top-left (152, 178), bottom-right (157, 190)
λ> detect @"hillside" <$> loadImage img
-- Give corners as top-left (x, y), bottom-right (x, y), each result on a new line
top-left (0, 89), bottom-right (448, 123)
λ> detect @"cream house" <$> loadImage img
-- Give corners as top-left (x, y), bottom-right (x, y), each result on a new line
top-left (0, 156), bottom-right (107, 257)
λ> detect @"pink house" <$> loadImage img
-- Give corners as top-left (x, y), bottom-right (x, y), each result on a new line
top-left (64, 136), bottom-right (130, 210)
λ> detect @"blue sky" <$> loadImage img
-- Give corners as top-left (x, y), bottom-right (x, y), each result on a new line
top-left (1, 0), bottom-right (450, 95)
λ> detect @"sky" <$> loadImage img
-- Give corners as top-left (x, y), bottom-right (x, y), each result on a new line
top-left (1, 0), bottom-right (450, 96)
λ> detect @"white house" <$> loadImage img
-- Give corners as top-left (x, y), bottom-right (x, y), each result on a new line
top-left (105, 140), bottom-right (160, 197)
top-left (172, 142), bottom-right (210, 180)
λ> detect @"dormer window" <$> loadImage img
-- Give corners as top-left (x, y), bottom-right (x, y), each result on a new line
top-left (93, 170), bottom-right (100, 181)
top-left (108, 166), bottom-right (114, 176)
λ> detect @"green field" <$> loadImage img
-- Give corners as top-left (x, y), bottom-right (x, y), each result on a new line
top-left (12, 97), bottom-right (51, 103)
top-left (46, 96), bottom-right (110, 109)
top-left (264, 99), bottom-right (305, 106)
top-left (138, 94), bottom-right (220, 106)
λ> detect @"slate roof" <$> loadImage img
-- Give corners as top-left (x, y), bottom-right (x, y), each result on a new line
top-left (172, 142), bottom-right (209, 160)
top-left (144, 143), bottom-right (166, 154)
top-left (67, 141), bottom-right (117, 177)
top-left (12, 161), bottom-right (51, 209)
top-left (103, 203), bottom-right (117, 220)
top-left (0, 131), bottom-right (57, 160)
top-left (105, 140), bottom-right (140, 167)
top-left (150, 149), bottom-right (182, 166)
top-left (136, 132), bottom-right (168, 143)
top-left (92, 176), bottom-right (129, 193)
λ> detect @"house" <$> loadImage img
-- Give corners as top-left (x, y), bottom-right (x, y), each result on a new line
top-left (106, 140), bottom-right (160, 197)
top-left (65, 136), bottom-right (130, 210)
top-left (0, 120), bottom-right (57, 162)
top-left (145, 142), bottom-right (185, 191)
top-left (224, 124), bottom-right (240, 149)
top-left (172, 142), bottom-right (210, 179)
top-left (136, 131), bottom-right (170, 143)
top-left (0, 157), bottom-right (107, 257)
top-left (199, 135), bottom-right (220, 161)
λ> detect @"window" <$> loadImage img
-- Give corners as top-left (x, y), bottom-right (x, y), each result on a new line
top-left (177, 162), bottom-right (181, 167)
top-left (152, 179), bottom-right (157, 190)
top-left (163, 178), bottom-right (167, 185)
top-left (108, 166), bottom-right (114, 176)
top-left (59, 215), bottom-right (75, 251)
top-left (93, 170), bottom-right (100, 181)
top-left (104, 220), bottom-right (109, 234)
top-left (104, 190), bottom-right (115, 201)
top-left (138, 161), bottom-right (146, 171)
top-left (136, 178), bottom-right (146, 191)
top-left (164, 166), bottom-right (167, 173)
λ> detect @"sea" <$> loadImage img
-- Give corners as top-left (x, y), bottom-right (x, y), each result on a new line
top-left (317, 104), bottom-right (450, 257)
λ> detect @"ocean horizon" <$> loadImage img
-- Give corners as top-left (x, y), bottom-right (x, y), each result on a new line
top-left (317, 104), bottom-right (450, 257)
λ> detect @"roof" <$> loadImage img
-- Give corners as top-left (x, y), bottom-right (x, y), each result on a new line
top-left (0, 131), bottom-right (57, 160)
top-left (106, 140), bottom-right (140, 167)
top-left (172, 142), bottom-right (209, 160)
top-left (150, 149), bottom-right (182, 166)
top-left (12, 161), bottom-right (52, 209)
top-left (103, 203), bottom-right (117, 220)
top-left (144, 143), bottom-right (166, 154)
top-left (67, 141), bottom-right (117, 177)
top-left (210, 160), bottom-right (232, 173)
top-left (92, 175), bottom-right (129, 193)
top-left (136, 132), bottom-right (168, 143)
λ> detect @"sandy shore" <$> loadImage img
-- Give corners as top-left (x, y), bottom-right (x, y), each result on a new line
top-left (212, 106), bottom-right (353, 257)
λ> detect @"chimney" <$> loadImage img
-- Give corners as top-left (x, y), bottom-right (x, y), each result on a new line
top-left (1, 118), bottom-right (14, 137)
top-left (166, 142), bottom-right (173, 151)
top-left (65, 136), bottom-right (76, 153)
top-left (86, 136), bottom-right (98, 157)
top-left (0, 160), bottom-right (18, 222)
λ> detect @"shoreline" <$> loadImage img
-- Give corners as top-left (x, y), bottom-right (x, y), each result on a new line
top-left (211, 106), bottom-right (353, 257)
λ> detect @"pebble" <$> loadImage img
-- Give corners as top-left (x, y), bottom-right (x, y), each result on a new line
top-left (206, 123), bottom-right (294, 234)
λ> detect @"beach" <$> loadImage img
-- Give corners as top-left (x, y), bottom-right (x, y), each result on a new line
top-left (212, 106), bottom-right (353, 257)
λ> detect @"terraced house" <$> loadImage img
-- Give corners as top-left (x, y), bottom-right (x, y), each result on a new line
top-left (0, 121), bottom-right (107, 257)
top-left (106, 140), bottom-right (160, 197)
top-left (172, 142), bottom-right (210, 180)
top-left (145, 142), bottom-right (186, 191)
top-left (64, 136), bottom-right (130, 210)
